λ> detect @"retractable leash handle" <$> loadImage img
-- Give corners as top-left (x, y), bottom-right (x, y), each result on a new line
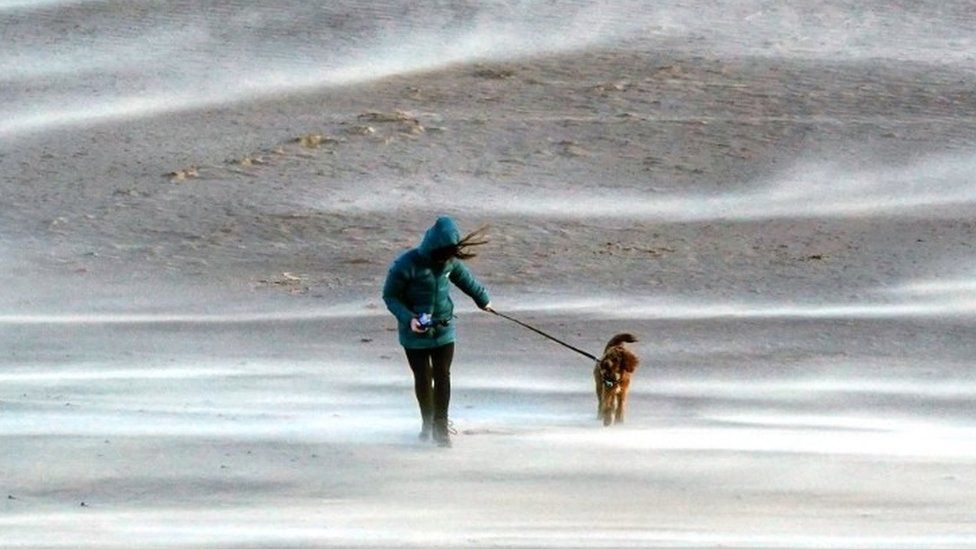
top-left (488, 309), bottom-right (599, 362)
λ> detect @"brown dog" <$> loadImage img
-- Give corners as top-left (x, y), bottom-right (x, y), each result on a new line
top-left (594, 333), bottom-right (639, 426)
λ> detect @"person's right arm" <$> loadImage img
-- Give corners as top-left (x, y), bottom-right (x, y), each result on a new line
top-left (383, 261), bottom-right (415, 326)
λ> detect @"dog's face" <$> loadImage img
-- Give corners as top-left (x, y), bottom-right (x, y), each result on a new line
top-left (598, 354), bottom-right (630, 389)
top-left (599, 346), bottom-right (638, 383)
top-left (598, 359), bottom-right (619, 386)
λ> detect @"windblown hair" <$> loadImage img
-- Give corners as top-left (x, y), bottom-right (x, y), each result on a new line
top-left (453, 225), bottom-right (490, 260)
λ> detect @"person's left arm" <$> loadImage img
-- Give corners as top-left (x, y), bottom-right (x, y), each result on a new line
top-left (449, 261), bottom-right (491, 310)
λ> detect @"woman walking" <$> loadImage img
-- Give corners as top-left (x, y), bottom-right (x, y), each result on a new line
top-left (383, 216), bottom-right (492, 447)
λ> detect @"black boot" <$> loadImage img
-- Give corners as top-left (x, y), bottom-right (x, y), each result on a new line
top-left (432, 419), bottom-right (452, 448)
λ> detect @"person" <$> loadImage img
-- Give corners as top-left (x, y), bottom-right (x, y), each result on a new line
top-left (382, 216), bottom-right (493, 447)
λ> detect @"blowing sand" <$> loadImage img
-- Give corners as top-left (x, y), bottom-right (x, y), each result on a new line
top-left (2, 1), bottom-right (976, 547)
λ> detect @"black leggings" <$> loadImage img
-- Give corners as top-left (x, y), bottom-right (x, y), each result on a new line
top-left (404, 343), bottom-right (454, 422)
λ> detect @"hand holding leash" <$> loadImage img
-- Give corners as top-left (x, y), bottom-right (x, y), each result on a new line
top-left (409, 317), bottom-right (425, 333)
top-left (410, 316), bottom-right (428, 333)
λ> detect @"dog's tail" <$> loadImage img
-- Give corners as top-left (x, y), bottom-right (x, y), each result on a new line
top-left (604, 333), bottom-right (637, 352)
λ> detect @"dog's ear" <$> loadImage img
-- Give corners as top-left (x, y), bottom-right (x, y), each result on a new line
top-left (622, 355), bottom-right (638, 372)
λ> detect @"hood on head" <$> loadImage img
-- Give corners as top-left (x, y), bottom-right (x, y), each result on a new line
top-left (418, 216), bottom-right (461, 257)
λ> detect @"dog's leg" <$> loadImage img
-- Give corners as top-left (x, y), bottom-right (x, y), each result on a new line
top-left (615, 389), bottom-right (626, 424)
top-left (598, 388), bottom-right (608, 425)
top-left (602, 392), bottom-right (615, 426)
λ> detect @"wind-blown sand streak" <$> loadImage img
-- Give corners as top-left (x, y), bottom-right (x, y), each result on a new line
top-left (3, 2), bottom-right (975, 547)
top-left (314, 152), bottom-right (976, 221)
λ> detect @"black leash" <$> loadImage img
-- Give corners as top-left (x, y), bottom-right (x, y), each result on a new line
top-left (489, 309), bottom-right (598, 362)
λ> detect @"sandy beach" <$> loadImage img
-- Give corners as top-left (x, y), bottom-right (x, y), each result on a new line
top-left (2, 1), bottom-right (976, 547)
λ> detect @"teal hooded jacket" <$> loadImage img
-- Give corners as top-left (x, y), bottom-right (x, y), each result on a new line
top-left (383, 216), bottom-right (491, 349)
